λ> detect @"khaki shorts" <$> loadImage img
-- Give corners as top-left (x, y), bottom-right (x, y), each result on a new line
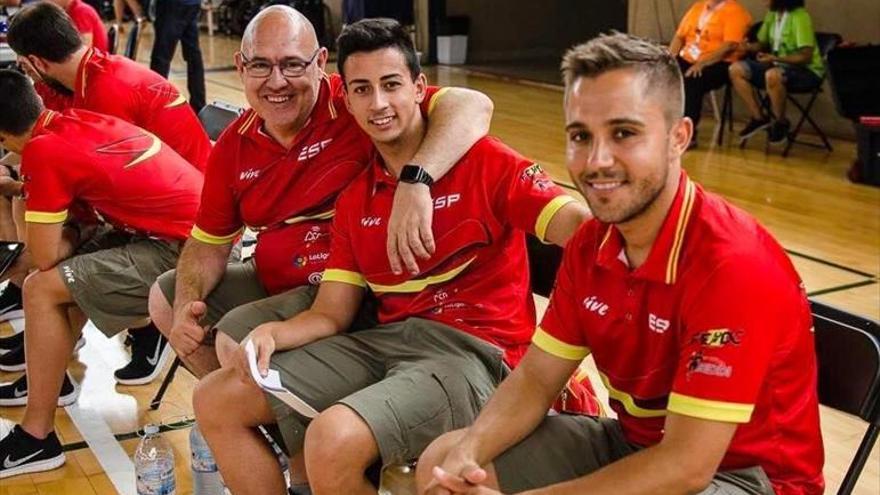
top-left (494, 415), bottom-right (775, 495)
top-left (156, 259), bottom-right (271, 342)
top-left (60, 229), bottom-right (180, 336)
top-left (250, 318), bottom-right (508, 466)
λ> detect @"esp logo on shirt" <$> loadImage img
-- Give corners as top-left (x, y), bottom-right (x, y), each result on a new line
top-left (434, 193), bottom-right (461, 210)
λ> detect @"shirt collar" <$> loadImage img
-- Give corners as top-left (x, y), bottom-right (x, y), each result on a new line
top-left (74, 46), bottom-right (97, 101)
top-left (31, 110), bottom-right (58, 138)
top-left (595, 170), bottom-right (698, 284)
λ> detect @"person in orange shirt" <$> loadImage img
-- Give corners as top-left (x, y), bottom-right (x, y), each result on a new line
top-left (669, 0), bottom-right (751, 148)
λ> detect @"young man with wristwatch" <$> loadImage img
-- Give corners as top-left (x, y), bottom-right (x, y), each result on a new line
top-left (190, 18), bottom-right (591, 495)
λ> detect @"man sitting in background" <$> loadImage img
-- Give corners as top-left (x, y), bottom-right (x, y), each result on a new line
top-left (668, 0), bottom-right (751, 148)
top-left (0, 69), bottom-right (203, 479)
top-left (0, 1), bottom-right (210, 385)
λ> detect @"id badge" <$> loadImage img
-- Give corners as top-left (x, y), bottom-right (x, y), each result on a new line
top-left (687, 43), bottom-right (701, 61)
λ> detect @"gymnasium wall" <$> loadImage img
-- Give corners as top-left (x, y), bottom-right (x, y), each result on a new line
top-left (629, 0), bottom-right (880, 139)
top-left (444, 0), bottom-right (628, 62)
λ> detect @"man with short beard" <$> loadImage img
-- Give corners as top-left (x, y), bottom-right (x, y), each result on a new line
top-left (419, 32), bottom-right (824, 495)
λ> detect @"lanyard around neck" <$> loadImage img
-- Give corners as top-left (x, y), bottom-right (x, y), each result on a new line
top-left (773, 11), bottom-right (788, 53)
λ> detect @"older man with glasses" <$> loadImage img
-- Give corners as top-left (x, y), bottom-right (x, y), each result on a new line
top-left (147, 5), bottom-right (495, 392)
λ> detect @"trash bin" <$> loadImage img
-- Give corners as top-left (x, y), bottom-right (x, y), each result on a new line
top-left (436, 16), bottom-right (469, 65)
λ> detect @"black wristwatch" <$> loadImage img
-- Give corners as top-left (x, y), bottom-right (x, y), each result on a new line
top-left (399, 164), bottom-right (434, 186)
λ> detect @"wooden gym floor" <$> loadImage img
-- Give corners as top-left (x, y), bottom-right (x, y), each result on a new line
top-left (1, 29), bottom-right (878, 495)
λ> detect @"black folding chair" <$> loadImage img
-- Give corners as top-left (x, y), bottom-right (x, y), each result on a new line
top-left (197, 100), bottom-right (245, 140)
top-left (779, 33), bottom-right (842, 157)
top-left (106, 24), bottom-right (119, 55)
top-left (811, 300), bottom-right (880, 495)
top-left (122, 20), bottom-right (142, 60)
top-left (739, 31), bottom-right (842, 156)
top-left (150, 100), bottom-right (244, 410)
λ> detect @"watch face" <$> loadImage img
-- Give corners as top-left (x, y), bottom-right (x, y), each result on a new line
top-left (401, 165), bottom-right (432, 185)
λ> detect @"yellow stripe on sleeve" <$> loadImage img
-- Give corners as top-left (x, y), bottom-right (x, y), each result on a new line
top-left (427, 87), bottom-right (451, 115)
top-left (322, 269), bottom-right (367, 288)
top-left (191, 225), bottom-right (243, 245)
top-left (532, 327), bottom-right (591, 361)
top-left (25, 210), bottom-right (69, 224)
top-left (667, 392), bottom-right (755, 423)
top-left (535, 195), bottom-right (577, 243)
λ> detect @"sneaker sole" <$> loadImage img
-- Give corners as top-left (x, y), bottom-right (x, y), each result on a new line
top-left (0, 310), bottom-right (24, 323)
top-left (114, 344), bottom-right (173, 386)
top-left (738, 122), bottom-right (771, 141)
top-left (0, 453), bottom-right (65, 479)
top-left (0, 382), bottom-right (79, 407)
top-left (0, 361), bottom-right (25, 372)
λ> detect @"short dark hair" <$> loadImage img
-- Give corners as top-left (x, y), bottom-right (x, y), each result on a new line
top-left (0, 70), bottom-right (44, 135)
top-left (8, 2), bottom-right (83, 62)
top-left (770, 0), bottom-right (805, 11)
top-left (336, 18), bottom-right (420, 83)
top-left (561, 31), bottom-right (684, 123)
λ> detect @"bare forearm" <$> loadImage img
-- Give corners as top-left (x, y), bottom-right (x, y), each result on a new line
top-left (461, 365), bottom-right (559, 466)
top-left (523, 444), bottom-right (706, 495)
top-left (699, 42), bottom-right (736, 66)
top-left (270, 309), bottom-right (346, 351)
top-left (173, 239), bottom-right (231, 310)
top-left (410, 88), bottom-right (493, 178)
top-left (668, 36), bottom-right (684, 57)
top-left (774, 50), bottom-right (811, 65)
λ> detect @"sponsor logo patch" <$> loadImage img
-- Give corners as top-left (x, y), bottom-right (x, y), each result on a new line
top-left (361, 216), bottom-right (382, 227)
top-left (686, 351), bottom-right (733, 380)
top-left (648, 313), bottom-right (671, 334)
top-left (691, 329), bottom-right (742, 348)
top-left (520, 163), bottom-right (545, 182)
top-left (582, 296), bottom-right (609, 316)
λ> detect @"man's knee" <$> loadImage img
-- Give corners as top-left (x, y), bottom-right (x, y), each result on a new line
top-left (193, 368), bottom-right (239, 429)
top-left (415, 429), bottom-right (468, 492)
top-left (729, 62), bottom-right (746, 79)
top-left (148, 280), bottom-right (173, 335)
top-left (765, 68), bottom-right (784, 88)
top-left (304, 405), bottom-right (378, 475)
top-left (22, 268), bottom-right (68, 304)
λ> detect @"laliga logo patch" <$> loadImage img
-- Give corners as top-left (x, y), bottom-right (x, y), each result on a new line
top-left (293, 255), bottom-right (308, 268)
top-left (685, 351), bottom-right (733, 380)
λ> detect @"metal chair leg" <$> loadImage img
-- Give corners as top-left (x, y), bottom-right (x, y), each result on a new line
top-left (837, 424), bottom-right (879, 495)
top-left (150, 357), bottom-right (181, 410)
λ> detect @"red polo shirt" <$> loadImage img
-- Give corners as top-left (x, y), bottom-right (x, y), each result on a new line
top-left (193, 73), bottom-right (444, 294)
top-left (21, 109), bottom-right (203, 241)
top-left (323, 137), bottom-right (576, 365)
top-left (67, 0), bottom-right (109, 52)
top-left (534, 172), bottom-right (824, 494)
top-left (39, 47), bottom-right (210, 171)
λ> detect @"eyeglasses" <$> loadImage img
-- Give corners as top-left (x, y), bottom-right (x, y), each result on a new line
top-left (239, 49), bottom-right (320, 78)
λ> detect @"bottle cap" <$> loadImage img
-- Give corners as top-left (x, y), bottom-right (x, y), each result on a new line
top-left (144, 424), bottom-right (160, 435)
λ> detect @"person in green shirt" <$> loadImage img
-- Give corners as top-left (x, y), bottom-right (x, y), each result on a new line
top-left (729, 0), bottom-right (824, 145)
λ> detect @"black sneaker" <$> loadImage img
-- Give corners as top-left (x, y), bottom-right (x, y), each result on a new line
top-left (0, 372), bottom-right (79, 407)
top-left (0, 425), bottom-right (65, 479)
top-left (0, 283), bottom-right (24, 323)
top-left (0, 344), bottom-right (24, 372)
top-left (0, 336), bottom-right (84, 371)
top-left (114, 323), bottom-right (172, 385)
top-left (738, 117), bottom-right (771, 140)
top-left (0, 331), bottom-right (23, 355)
top-left (768, 119), bottom-right (790, 145)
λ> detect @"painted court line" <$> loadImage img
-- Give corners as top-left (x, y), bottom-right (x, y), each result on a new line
top-left (64, 323), bottom-right (136, 495)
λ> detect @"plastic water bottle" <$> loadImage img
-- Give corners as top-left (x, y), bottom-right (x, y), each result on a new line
top-left (134, 424), bottom-right (176, 495)
top-left (378, 461), bottom-right (417, 495)
top-left (189, 423), bottom-right (226, 495)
